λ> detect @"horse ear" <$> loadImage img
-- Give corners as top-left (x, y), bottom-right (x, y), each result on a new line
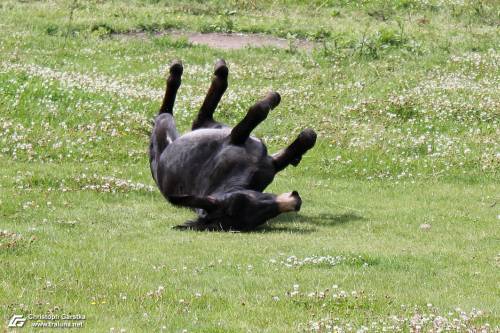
top-left (167, 195), bottom-right (220, 212)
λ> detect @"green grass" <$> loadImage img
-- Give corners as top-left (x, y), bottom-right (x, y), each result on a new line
top-left (1, 0), bottom-right (499, 331)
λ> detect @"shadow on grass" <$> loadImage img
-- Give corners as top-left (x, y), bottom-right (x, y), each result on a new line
top-left (254, 225), bottom-right (318, 234)
top-left (171, 212), bottom-right (363, 233)
top-left (301, 212), bottom-right (364, 226)
top-left (255, 212), bottom-right (364, 233)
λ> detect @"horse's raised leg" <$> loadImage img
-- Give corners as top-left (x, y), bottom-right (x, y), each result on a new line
top-left (230, 92), bottom-right (281, 145)
top-left (192, 59), bottom-right (228, 130)
top-left (150, 61), bottom-right (183, 183)
top-left (272, 129), bottom-right (317, 172)
top-left (159, 60), bottom-right (183, 115)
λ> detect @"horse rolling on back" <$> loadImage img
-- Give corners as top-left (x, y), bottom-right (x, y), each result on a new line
top-left (149, 59), bottom-right (316, 231)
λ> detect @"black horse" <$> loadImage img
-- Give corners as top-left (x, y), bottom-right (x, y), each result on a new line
top-left (149, 60), bottom-right (316, 231)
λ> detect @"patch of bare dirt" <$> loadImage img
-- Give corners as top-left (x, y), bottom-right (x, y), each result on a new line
top-left (115, 30), bottom-right (314, 51)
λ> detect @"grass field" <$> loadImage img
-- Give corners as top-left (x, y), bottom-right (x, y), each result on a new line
top-left (1, 0), bottom-right (499, 331)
